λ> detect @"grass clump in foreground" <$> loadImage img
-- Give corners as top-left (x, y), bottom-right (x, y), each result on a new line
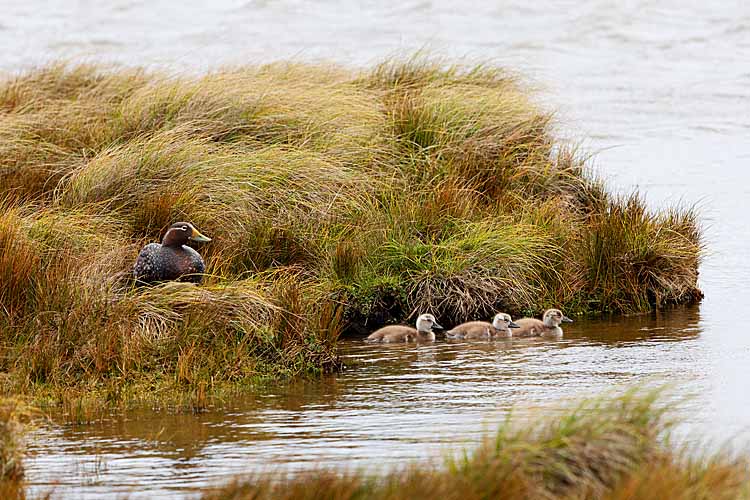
top-left (0, 398), bottom-right (31, 500)
top-left (202, 389), bottom-right (750, 500)
top-left (0, 57), bottom-right (702, 403)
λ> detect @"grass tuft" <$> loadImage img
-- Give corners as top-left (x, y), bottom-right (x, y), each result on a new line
top-left (583, 195), bottom-right (703, 312)
top-left (201, 389), bottom-right (750, 500)
top-left (0, 398), bottom-right (31, 495)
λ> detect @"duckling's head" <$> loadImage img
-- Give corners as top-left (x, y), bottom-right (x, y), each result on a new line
top-left (415, 313), bottom-right (443, 333)
top-left (543, 308), bottom-right (573, 327)
top-left (161, 222), bottom-right (212, 248)
top-left (492, 313), bottom-right (520, 331)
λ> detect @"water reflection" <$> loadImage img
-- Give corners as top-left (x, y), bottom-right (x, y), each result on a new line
top-left (26, 307), bottom-right (705, 499)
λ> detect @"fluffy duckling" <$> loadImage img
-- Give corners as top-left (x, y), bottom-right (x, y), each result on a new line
top-left (133, 222), bottom-right (212, 284)
top-left (366, 314), bottom-right (443, 343)
top-left (445, 313), bottom-right (520, 339)
top-left (513, 308), bottom-right (573, 338)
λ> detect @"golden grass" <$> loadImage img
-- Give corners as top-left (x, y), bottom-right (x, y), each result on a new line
top-left (0, 398), bottom-right (31, 500)
top-left (0, 57), bottom-right (702, 401)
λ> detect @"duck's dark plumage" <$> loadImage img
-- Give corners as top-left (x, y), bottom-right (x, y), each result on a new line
top-left (133, 222), bottom-right (211, 285)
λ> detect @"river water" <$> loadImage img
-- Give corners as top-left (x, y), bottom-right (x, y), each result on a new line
top-left (4, 1), bottom-right (749, 498)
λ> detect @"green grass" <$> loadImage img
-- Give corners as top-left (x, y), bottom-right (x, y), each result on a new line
top-left (201, 389), bottom-right (750, 500)
top-left (0, 57), bottom-right (702, 402)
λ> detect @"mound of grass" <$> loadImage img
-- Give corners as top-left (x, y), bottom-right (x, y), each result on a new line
top-left (0, 57), bottom-right (702, 401)
top-left (202, 389), bottom-right (749, 500)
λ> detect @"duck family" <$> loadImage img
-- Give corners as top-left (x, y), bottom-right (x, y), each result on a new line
top-left (133, 222), bottom-right (212, 284)
top-left (131, 222), bottom-right (573, 345)
top-left (368, 309), bottom-right (572, 343)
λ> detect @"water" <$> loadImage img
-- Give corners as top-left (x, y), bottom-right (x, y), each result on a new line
top-left (27, 312), bottom-right (707, 498)
top-left (5, 0), bottom-right (749, 497)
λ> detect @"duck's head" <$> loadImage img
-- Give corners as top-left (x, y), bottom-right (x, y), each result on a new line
top-left (415, 313), bottom-right (443, 333)
top-left (161, 222), bottom-right (212, 248)
top-left (543, 308), bottom-right (573, 327)
top-left (492, 313), bottom-right (520, 331)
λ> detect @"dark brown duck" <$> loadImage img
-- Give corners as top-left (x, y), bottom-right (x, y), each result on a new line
top-left (133, 222), bottom-right (212, 284)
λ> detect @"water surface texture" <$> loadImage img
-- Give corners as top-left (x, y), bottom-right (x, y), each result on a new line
top-left (6, 1), bottom-right (749, 498)
top-left (28, 313), bottom-right (705, 498)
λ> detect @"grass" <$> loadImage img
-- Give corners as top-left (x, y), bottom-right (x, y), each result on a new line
top-left (0, 398), bottom-right (31, 499)
top-left (201, 389), bottom-right (750, 500)
top-left (0, 57), bottom-right (702, 402)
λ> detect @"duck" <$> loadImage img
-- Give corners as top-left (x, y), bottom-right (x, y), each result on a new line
top-left (366, 314), bottom-right (443, 343)
top-left (133, 222), bottom-right (212, 284)
top-left (445, 313), bottom-right (520, 339)
top-left (513, 308), bottom-right (573, 338)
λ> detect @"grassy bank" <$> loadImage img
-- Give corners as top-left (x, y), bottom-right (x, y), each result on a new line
top-left (203, 389), bottom-right (749, 500)
top-left (0, 57), bottom-right (702, 402)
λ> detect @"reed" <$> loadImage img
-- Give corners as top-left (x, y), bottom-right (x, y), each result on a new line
top-left (0, 57), bottom-right (702, 401)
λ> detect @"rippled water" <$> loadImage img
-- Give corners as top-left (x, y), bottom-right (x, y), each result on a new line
top-left (6, 1), bottom-right (750, 498)
top-left (27, 311), bottom-right (708, 498)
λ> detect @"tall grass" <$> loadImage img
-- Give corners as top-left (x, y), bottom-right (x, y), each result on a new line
top-left (582, 195), bottom-right (703, 312)
top-left (0, 58), bottom-right (702, 400)
top-left (202, 389), bottom-right (750, 500)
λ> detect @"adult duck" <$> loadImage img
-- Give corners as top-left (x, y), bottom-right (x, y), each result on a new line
top-left (133, 222), bottom-right (211, 284)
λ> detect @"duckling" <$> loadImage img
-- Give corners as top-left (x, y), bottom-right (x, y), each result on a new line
top-left (133, 222), bottom-right (212, 284)
top-left (445, 313), bottom-right (520, 339)
top-left (513, 308), bottom-right (573, 338)
top-left (366, 314), bottom-right (443, 343)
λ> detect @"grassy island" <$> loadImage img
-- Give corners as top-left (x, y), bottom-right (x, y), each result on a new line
top-left (0, 58), bottom-right (702, 403)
